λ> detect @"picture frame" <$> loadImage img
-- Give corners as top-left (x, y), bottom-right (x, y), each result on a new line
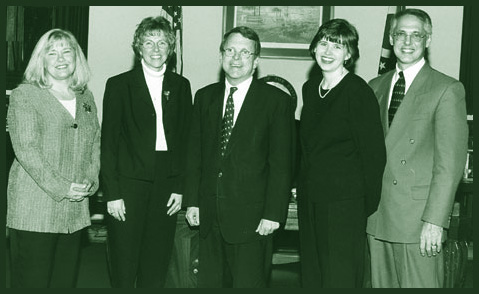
top-left (223, 6), bottom-right (334, 59)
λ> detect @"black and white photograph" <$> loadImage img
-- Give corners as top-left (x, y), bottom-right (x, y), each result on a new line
top-left (4, 3), bottom-right (474, 289)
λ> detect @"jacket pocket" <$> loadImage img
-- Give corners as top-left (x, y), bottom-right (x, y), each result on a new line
top-left (411, 185), bottom-right (430, 200)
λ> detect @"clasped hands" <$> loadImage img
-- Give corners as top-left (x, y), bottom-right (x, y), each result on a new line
top-left (185, 207), bottom-right (279, 236)
top-left (107, 193), bottom-right (182, 222)
top-left (66, 181), bottom-right (94, 202)
top-left (420, 221), bottom-right (444, 257)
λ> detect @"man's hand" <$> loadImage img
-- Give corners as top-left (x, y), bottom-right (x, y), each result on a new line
top-left (166, 193), bottom-right (182, 216)
top-left (107, 199), bottom-right (126, 222)
top-left (255, 219), bottom-right (280, 236)
top-left (420, 221), bottom-right (443, 257)
top-left (186, 207), bottom-right (200, 226)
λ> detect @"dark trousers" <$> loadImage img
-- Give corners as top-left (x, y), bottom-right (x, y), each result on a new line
top-left (107, 152), bottom-right (178, 288)
top-left (298, 197), bottom-right (366, 288)
top-left (198, 217), bottom-right (273, 288)
top-left (9, 228), bottom-right (83, 288)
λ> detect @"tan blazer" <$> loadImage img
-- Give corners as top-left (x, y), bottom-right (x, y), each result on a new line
top-left (7, 83), bottom-right (100, 233)
top-left (366, 64), bottom-right (468, 243)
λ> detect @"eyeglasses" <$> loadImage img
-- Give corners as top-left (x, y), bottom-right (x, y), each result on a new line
top-left (141, 40), bottom-right (169, 50)
top-left (393, 31), bottom-right (428, 43)
top-left (222, 48), bottom-right (256, 59)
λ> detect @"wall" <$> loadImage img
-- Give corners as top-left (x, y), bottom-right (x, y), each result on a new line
top-left (88, 6), bottom-right (464, 121)
top-left (88, 6), bottom-right (164, 122)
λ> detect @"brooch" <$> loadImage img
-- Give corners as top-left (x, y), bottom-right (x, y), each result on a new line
top-left (163, 90), bottom-right (170, 101)
top-left (82, 102), bottom-right (92, 113)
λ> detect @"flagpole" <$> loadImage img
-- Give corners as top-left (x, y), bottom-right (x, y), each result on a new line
top-left (161, 6), bottom-right (183, 75)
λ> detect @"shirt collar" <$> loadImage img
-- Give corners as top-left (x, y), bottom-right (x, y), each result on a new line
top-left (395, 58), bottom-right (425, 90)
top-left (225, 77), bottom-right (253, 95)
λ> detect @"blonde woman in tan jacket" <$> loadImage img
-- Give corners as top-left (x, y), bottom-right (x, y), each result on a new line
top-left (7, 29), bottom-right (100, 288)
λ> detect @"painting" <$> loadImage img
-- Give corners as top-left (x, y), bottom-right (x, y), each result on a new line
top-left (223, 6), bottom-right (333, 59)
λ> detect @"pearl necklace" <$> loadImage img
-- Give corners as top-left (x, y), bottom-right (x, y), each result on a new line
top-left (318, 69), bottom-right (347, 99)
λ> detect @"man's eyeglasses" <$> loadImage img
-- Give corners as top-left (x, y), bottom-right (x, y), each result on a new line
top-left (142, 40), bottom-right (169, 50)
top-left (222, 48), bottom-right (256, 59)
top-left (393, 31), bottom-right (428, 43)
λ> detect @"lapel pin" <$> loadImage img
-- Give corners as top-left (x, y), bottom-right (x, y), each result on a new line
top-left (163, 90), bottom-right (170, 102)
top-left (82, 102), bottom-right (92, 113)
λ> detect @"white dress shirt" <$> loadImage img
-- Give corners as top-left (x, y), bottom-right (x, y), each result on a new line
top-left (223, 77), bottom-right (253, 126)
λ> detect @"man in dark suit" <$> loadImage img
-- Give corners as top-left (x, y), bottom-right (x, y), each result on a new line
top-left (366, 9), bottom-right (468, 287)
top-left (184, 26), bottom-right (295, 287)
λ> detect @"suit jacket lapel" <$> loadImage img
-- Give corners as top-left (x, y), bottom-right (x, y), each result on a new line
top-left (375, 71), bottom-right (394, 137)
top-left (224, 80), bottom-right (258, 156)
top-left (386, 64), bottom-right (432, 150)
top-left (162, 71), bottom-right (173, 124)
top-left (43, 88), bottom-right (76, 122)
top-left (130, 66), bottom-right (155, 109)
top-left (75, 90), bottom-right (85, 123)
top-left (74, 90), bottom-right (93, 127)
top-left (207, 83), bottom-right (226, 151)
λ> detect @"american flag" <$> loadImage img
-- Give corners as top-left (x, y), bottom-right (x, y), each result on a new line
top-left (161, 6), bottom-right (183, 75)
top-left (377, 6), bottom-right (404, 75)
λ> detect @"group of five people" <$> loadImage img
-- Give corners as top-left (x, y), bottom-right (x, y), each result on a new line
top-left (7, 8), bottom-right (468, 288)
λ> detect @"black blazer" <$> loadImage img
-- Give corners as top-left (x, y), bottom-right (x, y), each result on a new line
top-left (184, 79), bottom-right (295, 244)
top-left (101, 66), bottom-right (193, 201)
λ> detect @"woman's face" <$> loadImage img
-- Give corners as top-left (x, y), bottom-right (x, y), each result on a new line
top-left (140, 30), bottom-right (170, 71)
top-left (44, 40), bottom-right (76, 82)
top-left (314, 38), bottom-right (351, 74)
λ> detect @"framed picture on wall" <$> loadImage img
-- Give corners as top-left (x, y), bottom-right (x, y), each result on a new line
top-left (223, 6), bottom-right (333, 59)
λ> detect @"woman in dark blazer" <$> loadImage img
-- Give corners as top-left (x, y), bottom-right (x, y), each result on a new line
top-left (100, 16), bottom-right (193, 288)
top-left (297, 19), bottom-right (386, 288)
top-left (7, 29), bottom-right (100, 288)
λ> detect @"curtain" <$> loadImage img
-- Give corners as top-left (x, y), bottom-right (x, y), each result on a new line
top-left (52, 6), bottom-right (90, 57)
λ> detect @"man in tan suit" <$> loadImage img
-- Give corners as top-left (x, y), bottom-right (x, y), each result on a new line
top-left (366, 9), bottom-right (468, 287)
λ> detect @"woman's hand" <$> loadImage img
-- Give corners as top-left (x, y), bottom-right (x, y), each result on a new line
top-left (167, 193), bottom-right (182, 216)
top-left (66, 182), bottom-right (91, 202)
top-left (107, 199), bottom-right (126, 221)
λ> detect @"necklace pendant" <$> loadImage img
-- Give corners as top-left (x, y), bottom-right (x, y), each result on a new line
top-left (318, 84), bottom-right (332, 99)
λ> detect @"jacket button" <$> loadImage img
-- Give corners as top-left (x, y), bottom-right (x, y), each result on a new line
top-left (393, 180), bottom-right (397, 185)
top-left (218, 172), bottom-right (222, 178)
top-left (152, 113), bottom-right (155, 117)
top-left (401, 160), bottom-right (406, 165)
top-left (410, 139), bottom-right (415, 144)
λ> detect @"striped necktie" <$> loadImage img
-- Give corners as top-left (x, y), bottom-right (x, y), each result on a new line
top-left (220, 87), bottom-right (237, 156)
top-left (388, 71), bottom-right (405, 126)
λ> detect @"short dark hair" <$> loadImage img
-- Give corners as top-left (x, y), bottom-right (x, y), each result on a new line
top-left (220, 26), bottom-right (261, 56)
top-left (132, 16), bottom-right (176, 60)
top-left (390, 8), bottom-right (432, 36)
top-left (309, 18), bottom-right (360, 69)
